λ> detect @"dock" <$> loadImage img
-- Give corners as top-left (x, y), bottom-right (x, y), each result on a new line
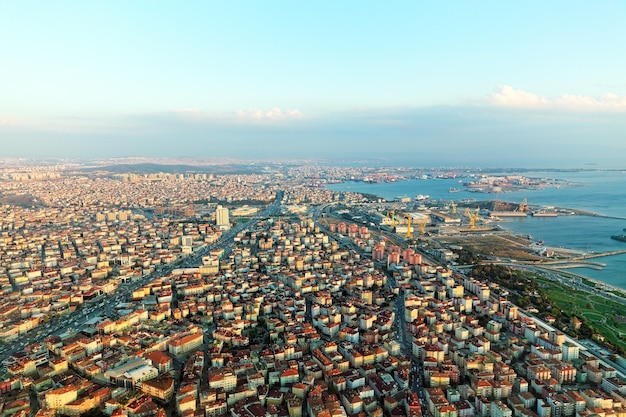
top-left (573, 249), bottom-right (626, 260)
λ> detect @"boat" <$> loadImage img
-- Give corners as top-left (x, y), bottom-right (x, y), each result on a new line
top-left (415, 194), bottom-right (430, 201)
top-left (449, 187), bottom-right (461, 193)
top-left (610, 235), bottom-right (626, 242)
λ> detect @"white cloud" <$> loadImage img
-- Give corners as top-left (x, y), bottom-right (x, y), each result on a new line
top-left (488, 85), bottom-right (550, 108)
top-left (235, 107), bottom-right (303, 120)
top-left (554, 92), bottom-right (626, 110)
top-left (0, 117), bottom-right (20, 127)
top-left (487, 85), bottom-right (626, 111)
top-left (173, 107), bottom-right (303, 121)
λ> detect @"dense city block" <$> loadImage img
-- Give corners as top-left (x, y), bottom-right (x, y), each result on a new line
top-left (0, 164), bottom-right (624, 417)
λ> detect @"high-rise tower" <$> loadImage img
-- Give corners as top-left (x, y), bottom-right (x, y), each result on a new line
top-left (216, 205), bottom-right (230, 230)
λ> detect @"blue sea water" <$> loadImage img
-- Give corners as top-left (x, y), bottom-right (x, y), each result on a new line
top-left (326, 170), bottom-right (626, 289)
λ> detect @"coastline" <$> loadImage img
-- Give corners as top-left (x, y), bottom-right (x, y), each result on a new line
top-left (326, 174), bottom-right (626, 291)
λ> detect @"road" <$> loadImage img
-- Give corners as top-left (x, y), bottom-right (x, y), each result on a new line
top-left (517, 309), bottom-right (626, 379)
top-left (482, 261), bottom-right (626, 378)
top-left (0, 192), bottom-right (283, 366)
top-left (311, 202), bottom-right (428, 411)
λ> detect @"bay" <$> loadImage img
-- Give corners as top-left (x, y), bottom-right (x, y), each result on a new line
top-left (326, 170), bottom-right (626, 289)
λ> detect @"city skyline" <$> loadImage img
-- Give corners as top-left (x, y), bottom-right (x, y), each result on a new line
top-left (1, 1), bottom-right (626, 167)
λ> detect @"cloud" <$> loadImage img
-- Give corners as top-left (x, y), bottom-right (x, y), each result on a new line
top-left (487, 85), bottom-right (626, 111)
top-left (172, 107), bottom-right (303, 121)
top-left (554, 92), bottom-right (626, 110)
top-left (488, 85), bottom-right (550, 108)
top-left (0, 117), bottom-right (20, 127)
top-left (235, 107), bottom-right (303, 120)
top-left (2, 103), bottom-right (625, 168)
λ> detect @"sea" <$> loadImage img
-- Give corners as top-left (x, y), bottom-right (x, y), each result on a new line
top-left (326, 170), bottom-right (626, 290)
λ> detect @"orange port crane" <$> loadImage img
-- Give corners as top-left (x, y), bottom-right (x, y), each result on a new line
top-left (464, 207), bottom-right (480, 229)
top-left (405, 214), bottom-right (412, 238)
top-left (517, 198), bottom-right (529, 212)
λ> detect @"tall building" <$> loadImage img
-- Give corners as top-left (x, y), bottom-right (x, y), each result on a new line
top-left (216, 205), bottom-right (230, 230)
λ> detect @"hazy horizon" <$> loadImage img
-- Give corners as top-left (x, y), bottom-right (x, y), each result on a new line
top-left (2, 2), bottom-right (625, 168)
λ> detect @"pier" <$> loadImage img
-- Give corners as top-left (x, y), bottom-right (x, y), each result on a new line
top-left (536, 249), bottom-right (626, 271)
top-left (572, 249), bottom-right (626, 260)
top-left (550, 263), bottom-right (603, 270)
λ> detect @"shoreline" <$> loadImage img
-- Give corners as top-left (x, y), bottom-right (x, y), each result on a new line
top-left (330, 179), bottom-right (626, 221)
top-left (326, 177), bottom-right (626, 288)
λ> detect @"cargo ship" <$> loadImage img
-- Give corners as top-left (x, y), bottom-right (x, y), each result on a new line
top-left (611, 235), bottom-right (626, 243)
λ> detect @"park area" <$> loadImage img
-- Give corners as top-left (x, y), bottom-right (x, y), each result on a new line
top-left (532, 274), bottom-right (626, 354)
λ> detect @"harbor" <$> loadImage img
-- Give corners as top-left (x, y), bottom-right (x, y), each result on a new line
top-left (326, 169), bottom-right (626, 290)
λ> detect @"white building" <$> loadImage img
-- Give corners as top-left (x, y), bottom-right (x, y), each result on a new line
top-left (216, 205), bottom-right (230, 230)
top-left (181, 235), bottom-right (193, 247)
top-left (104, 358), bottom-right (158, 388)
top-left (561, 342), bottom-right (580, 361)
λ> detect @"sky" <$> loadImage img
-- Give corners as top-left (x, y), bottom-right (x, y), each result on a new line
top-left (1, 1), bottom-right (625, 167)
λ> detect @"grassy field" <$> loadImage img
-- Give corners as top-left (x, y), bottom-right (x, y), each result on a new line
top-left (532, 274), bottom-right (626, 352)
